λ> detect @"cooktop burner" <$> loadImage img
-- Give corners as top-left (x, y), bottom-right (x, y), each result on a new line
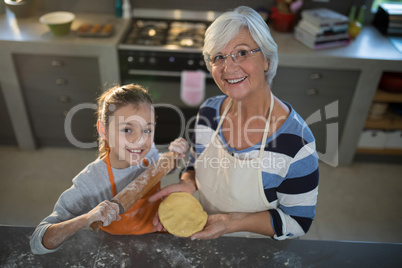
top-left (122, 19), bottom-right (208, 48)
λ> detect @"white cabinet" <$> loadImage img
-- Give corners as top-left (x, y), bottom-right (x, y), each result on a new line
top-left (357, 88), bottom-right (402, 155)
top-left (13, 54), bottom-right (101, 147)
top-left (0, 85), bottom-right (17, 145)
top-left (273, 67), bottom-right (360, 158)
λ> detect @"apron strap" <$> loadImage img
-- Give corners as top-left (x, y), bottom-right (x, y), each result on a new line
top-left (212, 98), bottom-right (233, 140)
top-left (259, 91), bottom-right (274, 158)
top-left (105, 148), bottom-right (118, 197)
top-left (214, 93), bottom-right (274, 159)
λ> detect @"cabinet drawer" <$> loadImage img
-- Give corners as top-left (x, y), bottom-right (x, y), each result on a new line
top-left (24, 91), bottom-right (98, 111)
top-left (13, 53), bottom-right (102, 147)
top-left (23, 86), bottom-right (100, 101)
top-left (13, 54), bottom-right (99, 76)
top-left (273, 67), bottom-right (360, 90)
top-left (17, 72), bottom-right (101, 94)
top-left (272, 67), bottom-right (360, 155)
top-left (28, 107), bottom-right (97, 145)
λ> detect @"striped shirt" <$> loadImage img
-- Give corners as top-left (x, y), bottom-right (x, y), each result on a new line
top-left (183, 95), bottom-right (319, 240)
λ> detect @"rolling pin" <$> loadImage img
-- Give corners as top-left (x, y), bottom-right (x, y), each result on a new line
top-left (90, 151), bottom-right (179, 230)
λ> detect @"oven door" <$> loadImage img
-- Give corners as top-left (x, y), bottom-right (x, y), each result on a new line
top-left (121, 70), bottom-right (220, 146)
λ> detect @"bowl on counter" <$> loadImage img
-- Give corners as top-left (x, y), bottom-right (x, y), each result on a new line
top-left (4, 0), bottom-right (34, 18)
top-left (39, 11), bottom-right (75, 36)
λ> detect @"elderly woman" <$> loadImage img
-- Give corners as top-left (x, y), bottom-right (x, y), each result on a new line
top-left (150, 6), bottom-right (319, 240)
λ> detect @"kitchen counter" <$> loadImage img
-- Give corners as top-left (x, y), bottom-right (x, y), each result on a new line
top-left (1, 225), bottom-right (401, 267)
top-left (1, 9), bottom-right (401, 164)
top-left (0, 11), bottom-right (130, 149)
top-left (271, 26), bottom-right (402, 165)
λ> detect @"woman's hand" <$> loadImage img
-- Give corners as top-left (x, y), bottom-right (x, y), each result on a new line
top-left (148, 170), bottom-right (197, 231)
top-left (190, 214), bottom-right (230, 240)
top-left (149, 170), bottom-right (197, 204)
top-left (85, 200), bottom-right (121, 227)
top-left (148, 181), bottom-right (195, 231)
top-left (168, 137), bottom-right (189, 159)
top-left (191, 211), bottom-right (275, 240)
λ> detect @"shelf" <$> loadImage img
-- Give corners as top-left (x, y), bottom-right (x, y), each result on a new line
top-left (364, 111), bottom-right (402, 130)
top-left (359, 89), bottom-right (402, 156)
top-left (374, 90), bottom-right (402, 103)
top-left (356, 147), bottom-right (402, 156)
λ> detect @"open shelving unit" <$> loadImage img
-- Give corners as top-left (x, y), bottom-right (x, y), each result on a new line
top-left (356, 89), bottom-right (402, 156)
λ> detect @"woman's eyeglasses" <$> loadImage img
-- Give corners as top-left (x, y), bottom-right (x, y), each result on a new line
top-left (209, 48), bottom-right (261, 67)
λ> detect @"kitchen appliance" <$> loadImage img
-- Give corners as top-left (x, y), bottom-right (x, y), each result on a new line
top-left (118, 9), bottom-right (222, 145)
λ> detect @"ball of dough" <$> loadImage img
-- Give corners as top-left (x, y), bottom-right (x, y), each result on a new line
top-left (158, 192), bottom-right (207, 237)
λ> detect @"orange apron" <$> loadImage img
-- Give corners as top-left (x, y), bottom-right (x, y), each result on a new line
top-left (99, 150), bottom-right (161, 235)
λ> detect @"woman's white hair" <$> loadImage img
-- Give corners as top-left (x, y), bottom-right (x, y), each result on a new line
top-left (203, 6), bottom-right (279, 86)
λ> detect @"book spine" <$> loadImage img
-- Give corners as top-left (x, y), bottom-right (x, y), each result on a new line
top-left (301, 9), bottom-right (349, 28)
top-left (299, 20), bottom-right (348, 35)
top-left (296, 25), bottom-right (349, 42)
top-left (295, 28), bottom-right (350, 50)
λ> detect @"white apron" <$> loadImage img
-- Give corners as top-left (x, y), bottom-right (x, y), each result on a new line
top-left (195, 92), bottom-right (275, 216)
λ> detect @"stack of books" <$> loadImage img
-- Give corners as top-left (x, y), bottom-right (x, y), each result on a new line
top-left (373, 3), bottom-right (402, 35)
top-left (294, 8), bottom-right (350, 50)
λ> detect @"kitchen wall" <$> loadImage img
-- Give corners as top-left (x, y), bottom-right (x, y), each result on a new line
top-left (34, 0), bottom-right (275, 14)
top-left (35, 0), bottom-right (371, 17)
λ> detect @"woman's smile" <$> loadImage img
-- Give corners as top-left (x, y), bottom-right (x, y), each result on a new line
top-left (226, 76), bottom-right (247, 84)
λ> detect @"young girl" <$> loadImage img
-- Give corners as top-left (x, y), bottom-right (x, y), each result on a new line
top-left (30, 84), bottom-right (188, 255)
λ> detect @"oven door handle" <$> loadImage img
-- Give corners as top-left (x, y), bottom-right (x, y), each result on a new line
top-left (128, 69), bottom-right (212, 78)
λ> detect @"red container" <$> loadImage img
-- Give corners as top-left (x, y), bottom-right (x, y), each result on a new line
top-left (379, 72), bottom-right (402, 93)
top-left (271, 7), bottom-right (296, 32)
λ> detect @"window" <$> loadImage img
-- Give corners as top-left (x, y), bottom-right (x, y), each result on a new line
top-left (371, 0), bottom-right (402, 12)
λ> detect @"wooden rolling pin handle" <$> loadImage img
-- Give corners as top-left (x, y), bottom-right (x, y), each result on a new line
top-left (90, 199), bottom-right (122, 231)
top-left (90, 152), bottom-right (179, 231)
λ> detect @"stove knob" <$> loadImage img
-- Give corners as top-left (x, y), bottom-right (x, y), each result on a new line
top-left (127, 56), bottom-right (134, 63)
top-left (199, 60), bottom-right (205, 66)
top-left (187, 59), bottom-right (194, 66)
top-left (139, 57), bottom-right (146, 64)
top-left (149, 57), bottom-right (157, 65)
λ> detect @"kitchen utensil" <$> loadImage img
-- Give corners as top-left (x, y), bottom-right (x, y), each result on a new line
top-left (39, 11), bottom-right (75, 36)
top-left (90, 151), bottom-right (179, 230)
top-left (271, 7), bottom-right (296, 32)
top-left (4, 0), bottom-right (34, 18)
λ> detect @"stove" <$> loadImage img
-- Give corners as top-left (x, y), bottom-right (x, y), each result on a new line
top-left (117, 9), bottom-right (222, 145)
top-left (123, 19), bottom-right (207, 48)
top-left (125, 20), bottom-right (169, 46)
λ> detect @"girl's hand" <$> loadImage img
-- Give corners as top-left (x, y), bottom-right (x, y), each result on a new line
top-left (168, 137), bottom-right (189, 158)
top-left (43, 200), bottom-right (121, 250)
top-left (85, 200), bottom-right (121, 227)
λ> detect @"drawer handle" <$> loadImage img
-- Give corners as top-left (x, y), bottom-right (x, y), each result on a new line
top-left (58, 95), bottom-right (71, 103)
top-left (51, 60), bottom-right (64, 67)
top-left (309, 73), bottom-right (322, 80)
top-left (61, 110), bottom-right (69, 117)
top-left (306, 88), bottom-right (319, 95)
top-left (56, 78), bottom-right (68, 85)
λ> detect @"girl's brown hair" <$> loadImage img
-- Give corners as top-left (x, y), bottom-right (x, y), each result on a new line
top-left (96, 84), bottom-right (153, 158)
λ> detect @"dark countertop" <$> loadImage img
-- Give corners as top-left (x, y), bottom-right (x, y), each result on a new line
top-left (1, 226), bottom-right (401, 267)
